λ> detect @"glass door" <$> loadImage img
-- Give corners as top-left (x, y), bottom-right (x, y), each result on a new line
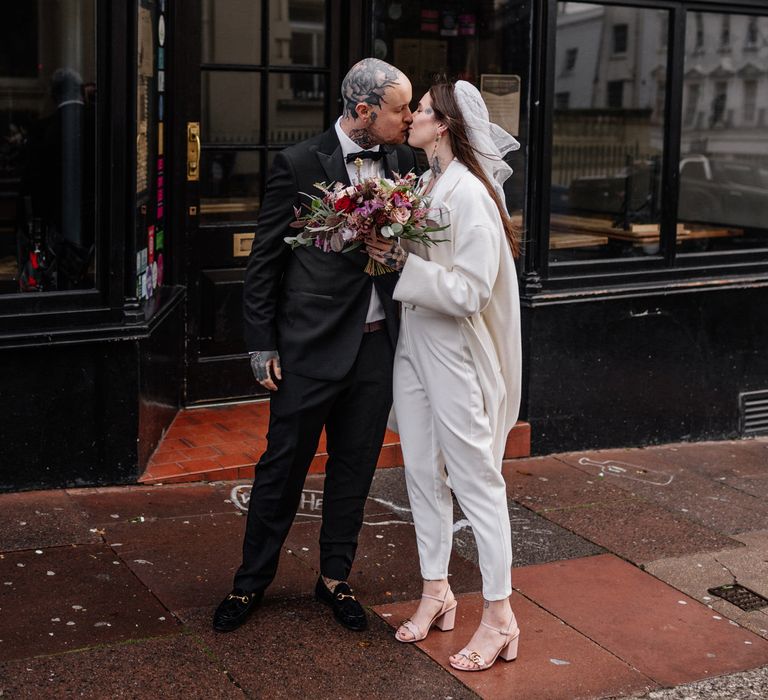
top-left (181, 0), bottom-right (333, 403)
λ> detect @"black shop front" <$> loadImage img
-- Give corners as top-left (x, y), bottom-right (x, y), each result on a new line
top-left (1, 0), bottom-right (766, 491)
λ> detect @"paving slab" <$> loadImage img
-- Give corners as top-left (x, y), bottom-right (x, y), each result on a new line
top-left (513, 554), bottom-right (768, 687)
top-left (178, 600), bottom-right (477, 700)
top-left (541, 497), bottom-right (738, 564)
top-left (454, 498), bottom-right (605, 570)
top-left (0, 490), bottom-right (100, 551)
top-left (374, 590), bottom-right (656, 700)
top-left (0, 544), bottom-right (173, 662)
top-left (104, 513), bottom-right (318, 611)
top-left (504, 457), bottom-right (633, 512)
top-left (68, 482), bottom-right (239, 524)
top-left (645, 531), bottom-right (768, 640)
top-left (567, 441), bottom-right (768, 496)
top-left (654, 439), bottom-right (768, 478)
top-left (556, 450), bottom-right (768, 535)
top-left (721, 474), bottom-right (768, 500)
top-left (643, 551), bottom-right (762, 637)
top-left (369, 465), bottom-right (604, 570)
top-left (283, 517), bottom-right (483, 606)
top-left (0, 634), bottom-right (242, 699)
top-left (620, 664), bottom-right (768, 699)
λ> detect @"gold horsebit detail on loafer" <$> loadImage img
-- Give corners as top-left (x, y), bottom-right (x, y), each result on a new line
top-left (227, 593), bottom-right (250, 604)
top-left (336, 592), bottom-right (356, 601)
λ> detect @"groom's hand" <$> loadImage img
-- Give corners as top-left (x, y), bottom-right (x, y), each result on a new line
top-left (249, 350), bottom-right (282, 391)
top-left (366, 236), bottom-right (409, 271)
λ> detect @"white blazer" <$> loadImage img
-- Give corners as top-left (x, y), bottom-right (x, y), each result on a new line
top-left (393, 160), bottom-right (522, 465)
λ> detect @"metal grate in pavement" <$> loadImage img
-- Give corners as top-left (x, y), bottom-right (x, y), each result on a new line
top-left (707, 583), bottom-right (768, 612)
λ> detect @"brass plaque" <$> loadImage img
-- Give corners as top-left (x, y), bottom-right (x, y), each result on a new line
top-left (233, 232), bottom-right (255, 257)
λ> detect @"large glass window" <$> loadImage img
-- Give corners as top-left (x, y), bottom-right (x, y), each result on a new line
top-left (550, 4), bottom-right (668, 263)
top-left (373, 0), bottom-right (531, 222)
top-left (200, 0), bottom-right (327, 224)
top-left (677, 12), bottom-right (768, 254)
top-left (0, 0), bottom-right (97, 293)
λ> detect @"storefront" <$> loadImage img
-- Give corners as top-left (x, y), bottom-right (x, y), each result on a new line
top-left (1, 0), bottom-right (767, 491)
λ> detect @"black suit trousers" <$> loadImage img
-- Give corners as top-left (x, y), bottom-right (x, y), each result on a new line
top-left (233, 329), bottom-right (394, 592)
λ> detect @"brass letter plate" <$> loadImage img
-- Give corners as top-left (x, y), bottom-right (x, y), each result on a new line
top-left (233, 232), bottom-right (255, 257)
top-left (187, 122), bottom-right (200, 181)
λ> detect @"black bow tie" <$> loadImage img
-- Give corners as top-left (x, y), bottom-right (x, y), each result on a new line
top-left (345, 149), bottom-right (386, 163)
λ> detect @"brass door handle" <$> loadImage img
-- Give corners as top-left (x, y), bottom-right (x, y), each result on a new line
top-left (187, 122), bottom-right (200, 181)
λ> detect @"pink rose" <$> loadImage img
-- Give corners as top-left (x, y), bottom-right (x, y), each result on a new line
top-left (392, 207), bottom-right (410, 225)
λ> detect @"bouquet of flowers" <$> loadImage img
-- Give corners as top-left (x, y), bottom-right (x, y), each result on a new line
top-left (285, 166), bottom-right (446, 275)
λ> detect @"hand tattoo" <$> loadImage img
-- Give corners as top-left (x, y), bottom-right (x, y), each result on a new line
top-left (341, 58), bottom-right (402, 119)
top-left (381, 241), bottom-right (408, 271)
top-left (250, 350), bottom-right (280, 383)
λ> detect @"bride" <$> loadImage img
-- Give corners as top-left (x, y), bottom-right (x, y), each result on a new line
top-left (366, 79), bottom-right (522, 672)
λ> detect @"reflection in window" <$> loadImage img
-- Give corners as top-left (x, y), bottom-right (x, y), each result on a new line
top-left (746, 17), bottom-right (758, 48)
top-left (711, 82), bottom-right (728, 128)
top-left (372, 0), bottom-right (531, 219)
top-left (607, 80), bottom-right (624, 109)
top-left (720, 15), bottom-right (731, 50)
top-left (0, 0), bottom-right (97, 294)
top-left (684, 84), bottom-right (701, 127)
top-left (678, 12), bottom-right (768, 253)
top-left (612, 24), bottom-right (628, 54)
top-left (564, 48), bottom-right (578, 73)
top-left (694, 13), bottom-right (704, 51)
top-left (743, 81), bottom-right (757, 123)
top-left (550, 3), bottom-right (667, 262)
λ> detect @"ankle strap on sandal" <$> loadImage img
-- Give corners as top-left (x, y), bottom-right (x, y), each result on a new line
top-left (421, 586), bottom-right (451, 603)
top-left (480, 619), bottom-right (517, 636)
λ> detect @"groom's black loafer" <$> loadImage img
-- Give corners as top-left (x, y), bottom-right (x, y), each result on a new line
top-left (212, 589), bottom-right (263, 632)
top-left (314, 577), bottom-right (367, 631)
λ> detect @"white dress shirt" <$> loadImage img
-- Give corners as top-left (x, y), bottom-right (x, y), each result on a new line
top-left (334, 118), bottom-right (385, 324)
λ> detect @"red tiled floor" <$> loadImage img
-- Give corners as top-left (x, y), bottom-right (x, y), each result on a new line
top-left (141, 401), bottom-right (531, 484)
top-left (374, 591), bottom-right (655, 700)
top-left (513, 553), bottom-right (768, 687)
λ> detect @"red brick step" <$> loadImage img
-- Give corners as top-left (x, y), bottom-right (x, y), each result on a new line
top-left (139, 400), bottom-right (530, 484)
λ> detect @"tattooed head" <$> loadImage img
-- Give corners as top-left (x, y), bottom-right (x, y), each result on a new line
top-left (339, 58), bottom-right (413, 146)
top-left (342, 59), bottom-right (402, 118)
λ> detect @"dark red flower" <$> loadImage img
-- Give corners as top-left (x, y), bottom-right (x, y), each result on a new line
top-left (334, 195), bottom-right (354, 212)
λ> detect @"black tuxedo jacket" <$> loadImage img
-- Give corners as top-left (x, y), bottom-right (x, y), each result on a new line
top-left (243, 127), bottom-right (417, 381)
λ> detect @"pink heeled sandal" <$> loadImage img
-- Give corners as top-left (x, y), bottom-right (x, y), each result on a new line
top-left (395, 586), bottom-right (457, 643)
top-left (449, 618), bottom-right (520, 671)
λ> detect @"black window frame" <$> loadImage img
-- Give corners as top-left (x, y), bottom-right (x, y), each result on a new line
top-left (524, 0), bottom-right (768, 296)
top-left (198, 0), bottom-right (334, 233)
top-left (0, 2), bottom-right (129, 329)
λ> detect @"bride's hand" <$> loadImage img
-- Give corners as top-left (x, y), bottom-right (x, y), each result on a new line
top-left (366, 236), bottom-right (409, 271)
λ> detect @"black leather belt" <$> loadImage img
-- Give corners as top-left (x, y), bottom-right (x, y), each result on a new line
top-left (363, 320), bottom-right (385, 333)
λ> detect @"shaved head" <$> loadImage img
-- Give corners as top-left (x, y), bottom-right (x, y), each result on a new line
top-left (341, 58), bottom-right (405, 119)
top-left (339, 58), bottom-right (413, 147)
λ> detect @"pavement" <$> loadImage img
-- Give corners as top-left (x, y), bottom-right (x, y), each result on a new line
top-left (1, 437), bottom-right (767, 699)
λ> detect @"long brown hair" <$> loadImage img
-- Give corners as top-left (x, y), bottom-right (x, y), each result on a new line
top-left (429, 82), bottom-right (520, 257)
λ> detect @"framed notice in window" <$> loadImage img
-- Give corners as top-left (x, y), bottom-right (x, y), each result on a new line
top-left (480, 74), bottom-right (521, 136)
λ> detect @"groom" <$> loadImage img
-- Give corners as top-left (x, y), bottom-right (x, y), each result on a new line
top-left (213, 59), bottom-right (414, 632)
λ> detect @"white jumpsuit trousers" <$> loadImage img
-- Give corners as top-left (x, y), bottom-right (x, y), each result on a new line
top-left (393, 302), bottom-right (513, 600)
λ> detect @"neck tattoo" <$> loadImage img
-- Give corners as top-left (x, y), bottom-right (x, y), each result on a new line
top-left (349, 128), bottom-right (375, 149)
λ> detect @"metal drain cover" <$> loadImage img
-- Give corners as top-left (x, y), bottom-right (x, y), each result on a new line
top-left (707, 584), bottom-right (768, 612)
